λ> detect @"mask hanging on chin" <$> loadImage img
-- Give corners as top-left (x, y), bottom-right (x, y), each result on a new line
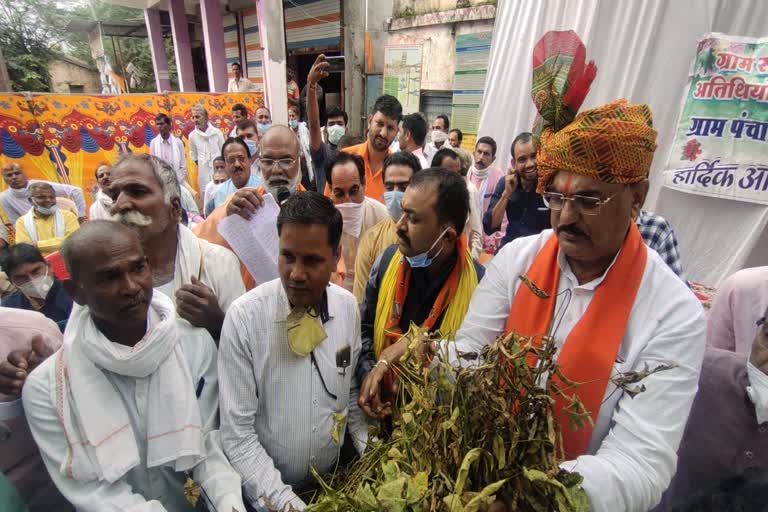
top-left (34, 204), bottom-right (58, 216)
top-left (287, 306), bottom-right (328, 357)
top-left (405, 227), bottom-right (450, 268)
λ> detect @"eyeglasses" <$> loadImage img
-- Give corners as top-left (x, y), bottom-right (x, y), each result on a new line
top-left (259, 158), bottom-right (297, 172)
top-left (541, 190), bottom-right (622, 216)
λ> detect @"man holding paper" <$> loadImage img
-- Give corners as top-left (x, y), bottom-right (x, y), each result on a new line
top-left (194, 126), bottom-right (346, 289)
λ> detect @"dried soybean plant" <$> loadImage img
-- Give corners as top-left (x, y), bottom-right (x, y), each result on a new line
top-left (307, 325), bottom-right (593, 512)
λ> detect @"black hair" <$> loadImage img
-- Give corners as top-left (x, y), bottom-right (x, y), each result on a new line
top-left (449, 128), bottom-right (463, 144)
top-left (326, 151), bottom-right (365, 187)
top-left (213, 156), bottom-right (225, 164)
top-left (94, 162), bottom-right (111, 179)
top-left (326, 106), bottom-right (348, 126)
top-left (231, 62), bottom-right (241, 69)
top-left (476, 136), bottom-right (497, 157)
top-left (0, 243), bottom-right (45, 276)
top-left (401, 113), bottom-right (427, 146)
top-left (222, 136), bottom-right (250, 159)
top-left (155, 113), bottom-right (172, 125)
top-left (232, 103), bottom-right (247, 116)
top-left (237, 119), bottom-right (257, 132)
top-left (436, 114), bottom-right (450, 131)
top-left (382, 151), bottom-right (422, 183)
top-left (510, 132), bottom-right (533, 160)
top-left (337, 134), bottom-right (364, 149)
top-left (409, 168), bottom-right (469, 233)
top-left (431, 147), bottom-right (460, 168)
top-left (277, 191), bottom-right (343, 251)
top-left (371, 94), bottom-right (403, 123)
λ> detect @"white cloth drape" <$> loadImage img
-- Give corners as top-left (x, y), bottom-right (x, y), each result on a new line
top-left (479, 0), bottom-right (768, 286)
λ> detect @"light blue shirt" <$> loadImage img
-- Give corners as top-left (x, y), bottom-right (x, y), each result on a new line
top-left (214, 174), bottom-right (263, 208)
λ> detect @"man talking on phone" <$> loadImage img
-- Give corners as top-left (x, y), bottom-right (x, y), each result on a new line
top-left (483, 132), bottom-right (550, 250)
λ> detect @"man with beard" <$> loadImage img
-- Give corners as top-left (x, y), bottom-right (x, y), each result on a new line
top-left (109, 153), bottom-right (244, 339)
top-left (356, 170), bottom-right (484, 418)
top-left (467, 136), bottom-right (507, 255)
top-left (352, 151), bottom-right (422, 303)
top-left (195, 126), bottom-right (347, 290)
top-left (88, 163), bottom-right (113, 220)
top-left (325, 95), bottom-right (402, 202)
top-left (22, 221), bottom-right (245, 511)
top-left (150, 113), bottom-right (188, 187)
top-left (483, 132), bottom-right (550, 250)
top-left (0, 163), bottom-right (86, 225)
top-left (188, 104), bottom-right (225, 193)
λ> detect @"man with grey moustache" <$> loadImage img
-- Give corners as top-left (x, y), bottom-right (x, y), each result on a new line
top-left (107, 153), bottom-right (245, 339)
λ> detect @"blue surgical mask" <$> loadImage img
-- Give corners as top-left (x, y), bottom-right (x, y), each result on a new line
top-left (244, 139), bottom-right (258, 157)
top-left (405, 227), bottom-right (450, 268)
top-left (383, 190), bottom-right (404, 221)
top-left (289, 119), bottom-right (299, 129)
top-left (257, 122), bottom-right (272, 132)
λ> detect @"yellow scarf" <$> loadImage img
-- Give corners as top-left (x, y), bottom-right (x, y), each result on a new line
top-left (373, 238), bottom-right (478, 358)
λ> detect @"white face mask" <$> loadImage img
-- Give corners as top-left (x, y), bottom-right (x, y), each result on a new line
top-left (431, 130), bottom-right (448, 144)
top-left (19, 272), bottom-right (54, 300)
top-left (335, 201), bottom-right (364, 238)
top-left (747, 362), bottom-right (768, 425)
top-left (34, 204), bottom-right (58, 216)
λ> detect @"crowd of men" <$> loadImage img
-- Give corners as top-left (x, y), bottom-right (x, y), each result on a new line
top-left (0, 53), bottom-right (765, 512)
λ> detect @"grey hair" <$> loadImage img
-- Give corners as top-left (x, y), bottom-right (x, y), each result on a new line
top-left (113, 153), bottom-right (180, 205)
top-left (191, 103), bottom-right (208, 119)
top-left (28, 181), bottom-right (54, 194)
top-left (2, 162), bottom-right (21, 173)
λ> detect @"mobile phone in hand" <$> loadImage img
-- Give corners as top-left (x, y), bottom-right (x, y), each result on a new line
top-left (325, 56), bottom-right (345, 73)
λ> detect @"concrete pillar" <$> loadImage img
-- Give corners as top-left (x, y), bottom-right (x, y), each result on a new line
top-left (144, 9), bottom-right (172, 92)
top-left (342, 0), bottom-right (366, 135)
top-left (200, 0), bottom-right (228, 92)
top-left (256, 0), bottom-right (288, 125)
top-left (168, 0), bottom-right (196, 92)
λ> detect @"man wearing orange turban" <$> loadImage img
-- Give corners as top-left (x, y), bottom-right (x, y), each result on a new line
top-left (448, 32), bottom-right (706, 511)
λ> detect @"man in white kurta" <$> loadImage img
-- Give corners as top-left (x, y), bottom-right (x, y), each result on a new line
top-left (88, 163), bottom-right (113, 220)
top-left (219, 192), bottom-right (368, 511)
top-left (150, 113), bottom-right (188, 187)
top-left (109, 153), bottom-right (245, 339)
top-left (22, 221), bottom-right (245, 511)
top-left (188, 105), bottom-right (225, 193)
top-left (1, 163), bottom-right (86, 224)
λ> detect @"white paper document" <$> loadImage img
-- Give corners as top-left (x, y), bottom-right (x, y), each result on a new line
top-left (217, 193), bottom-right (281, 285)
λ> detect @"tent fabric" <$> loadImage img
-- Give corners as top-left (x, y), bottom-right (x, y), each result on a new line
top-left (479, 0), bottom-right (768, 286)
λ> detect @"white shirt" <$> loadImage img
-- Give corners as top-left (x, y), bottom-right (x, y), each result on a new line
top-left (149, 134), bottom-right (187, 185)
top-left (219, 279), bottom-right (368, 511)
top-left (188, 125), bottom-right (225, 192)
top-left (465, 181), bottom-right (483, 259)
top-left (451, 230), bottom-right (706, 512)
top-left (23, 320), bottom-right (244, 511)
top-left (0, 180), bottom-right (86, 223)
top-left (228, 77), bottom-right (257, 93)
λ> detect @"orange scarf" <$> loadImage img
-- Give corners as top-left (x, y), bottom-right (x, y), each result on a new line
top-left (505, 224), bottom-right (647, 458)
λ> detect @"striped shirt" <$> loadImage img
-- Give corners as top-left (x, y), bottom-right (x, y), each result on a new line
top-left (218, 279), bottom-right (368, 510)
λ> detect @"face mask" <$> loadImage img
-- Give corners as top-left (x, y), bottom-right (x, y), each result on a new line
top-left (34, 204), bottom-right (58, 216)
top-left (431, 130), bottom-right (448, 144)
top-left (19, 272), bottom-right (54, 300)
top-left (244, 139), bottom-right (258, 157)
top-left (383, 190), bottom-right (404, 221)
top-left (405, 227), bottom-right (450, 268)
top-left (288, 119), bottom-right (299, 130)
top-left (328, 125), bottom-right (346, 146)
top-left (287, 307), bottom-right (327, 357)
top-left (257, 122), bottom-right (272, 132)
top-left (335, 202), bottom-right (364, 238)
top-left (747, 362), bottom-right (768, 424)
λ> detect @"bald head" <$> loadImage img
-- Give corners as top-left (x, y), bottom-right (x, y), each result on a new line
top-left (261, 125), bottom-right (300, 155)
top-left (62, 220), bottom-right (143, 282)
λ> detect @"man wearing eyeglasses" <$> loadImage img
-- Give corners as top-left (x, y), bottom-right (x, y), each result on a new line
top-left (368, 100), bottom-right (706, 512)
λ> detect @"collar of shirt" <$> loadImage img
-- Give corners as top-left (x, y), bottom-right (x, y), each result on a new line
top-left (556, 246), bottom-right (622, 292)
